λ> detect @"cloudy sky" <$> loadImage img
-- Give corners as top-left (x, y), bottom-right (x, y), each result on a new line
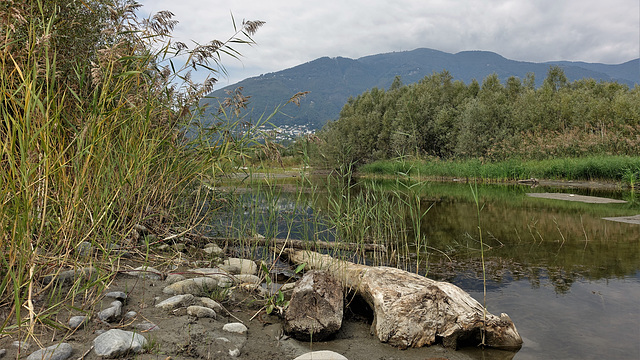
top-left (138, 0), bottom-right (640, 88)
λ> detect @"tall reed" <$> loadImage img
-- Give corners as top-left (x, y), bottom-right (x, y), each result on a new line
top-left (0, 1), bottom-right (263, 335)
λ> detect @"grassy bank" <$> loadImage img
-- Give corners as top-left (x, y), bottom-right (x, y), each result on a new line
top-left (361, 156), bottom-right (640, 186)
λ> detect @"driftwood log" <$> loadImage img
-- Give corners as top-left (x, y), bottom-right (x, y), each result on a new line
top-left (283, 249), bottom-right (523, 351)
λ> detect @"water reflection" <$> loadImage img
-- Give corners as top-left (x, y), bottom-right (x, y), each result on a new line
top-left (219, 179), bottom-right (640, 291)
top-left (217, 178), bottom-right (640, 359)
top-left (464, 274), bottom-right (640, 359)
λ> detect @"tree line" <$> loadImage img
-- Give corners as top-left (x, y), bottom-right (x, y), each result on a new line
top-left (314, 68), bottom-right (640, 166)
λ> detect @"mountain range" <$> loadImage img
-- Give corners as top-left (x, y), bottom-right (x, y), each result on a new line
top-left (201, 48), bottom-right (640, 130)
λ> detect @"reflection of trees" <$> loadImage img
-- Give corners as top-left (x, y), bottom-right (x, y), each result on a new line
top-left (428, 257), bottom-right (598, 294)
top-left (220, 181), bottom-right (640, 294)
top-left (419, 196), bottom-right (640, 288)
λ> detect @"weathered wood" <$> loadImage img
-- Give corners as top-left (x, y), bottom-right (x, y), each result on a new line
top-left (284, 270), bottom-right (344, 341)
top-left (187, 233), bottom-right (386, 253)
top-left (283, 249), bottom-right (523, 351)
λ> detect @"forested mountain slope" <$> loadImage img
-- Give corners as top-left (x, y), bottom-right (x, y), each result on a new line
top-left (201, 48), bottom-right (639, 128)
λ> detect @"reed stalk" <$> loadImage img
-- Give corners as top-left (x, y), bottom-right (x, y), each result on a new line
top-left (1, 1), bottom-right (263, 335)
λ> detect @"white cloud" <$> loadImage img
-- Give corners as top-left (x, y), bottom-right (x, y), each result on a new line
top-left (138, 0), bottom-right (640, 87)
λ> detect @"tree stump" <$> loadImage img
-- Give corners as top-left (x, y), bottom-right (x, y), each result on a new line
top-left (283, 249), bottom-right (523, 351)
top-left (284, 270), bottom-right (344, 341)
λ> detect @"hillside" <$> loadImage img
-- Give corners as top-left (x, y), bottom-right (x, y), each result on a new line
top-left (201, 48), bottom-right (639, 129)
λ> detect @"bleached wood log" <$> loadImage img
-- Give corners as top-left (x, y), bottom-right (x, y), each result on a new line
top-left (283, 249), bottom-right (523, 351)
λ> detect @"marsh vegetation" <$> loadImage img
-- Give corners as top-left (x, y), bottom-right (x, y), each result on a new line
top-left (1, 1), bottom-right (639, 359)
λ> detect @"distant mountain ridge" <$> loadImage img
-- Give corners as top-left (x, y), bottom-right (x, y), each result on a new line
top-left (202, 48), bottom-right (639, 129)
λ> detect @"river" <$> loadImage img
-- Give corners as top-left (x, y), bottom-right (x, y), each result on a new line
top-left (218, 176), bottom-right (640, 359)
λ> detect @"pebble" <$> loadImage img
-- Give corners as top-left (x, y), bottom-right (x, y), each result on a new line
top-left (68, 315), bottom-right (89, 329)
top-left (198, 297), bottom-right (224, 312)
top-left (293, 350), bottom-right (348, 360)
top-left (134, 321), bottom-right (159, 331)
top-left (104, 291), bottom-right (127, 302)
top-left (12, 341), bottom-right (29, 351)
top-left (0, 349), bottom-right (5, 358)
top-left (41, 267), bottom-right (96, 285)
top-left (203, 243), bottom-right (223, 255)
top-left (155, 294), bottom-right (194, 310)
top-left (163, 276), bottom-right (231, 296)
top-left (26, 343), bottom-right (72, 360)
top-left (125, 266), bottom-right (163, 280)
top-left (187, 305), bottom-right (217, 318)
top-left (234, 274), bottom-right (261, 284)
top-left (124, 311), bottom-right (137, 319)
top-left (223, 322), bottom-right (248, 334)
top-left (76, 241), bottom-right (93, 257)
top-left (93, 329), bottom-right (146, 358)
top-left (97, 300), bottom-right (122, 322)
top-left (188, 267), bottom-right (225, 276)
top-left (219, 258), bottom-right (258, 275)
top-left (165, 273), bottom-right (185, 284)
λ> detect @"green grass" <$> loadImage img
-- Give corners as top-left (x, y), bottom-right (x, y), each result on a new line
top-left (361, 155), bottom-right (640, 185)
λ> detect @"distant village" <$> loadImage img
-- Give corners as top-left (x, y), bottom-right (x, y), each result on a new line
top-left (257, 123), bottom-right (315, 142)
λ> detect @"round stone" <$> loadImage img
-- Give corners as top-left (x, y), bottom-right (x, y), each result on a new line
top-left (222, 322), bottom-right (248, 334)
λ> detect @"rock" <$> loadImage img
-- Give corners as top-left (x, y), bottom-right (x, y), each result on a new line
top-left (212, 337), bottom-right (242, 358)
top-left (104, 291), bottom-right (127, 302)
top-left (284, 270), bottom-right (343, 341)
top-left (293, 350), bottom-right (348, 360)
top-left (133, 224), bottom-right (150, 235)
top-left (163, 276), bottom-right (232, 296)
top-left (217, 323), bottom-right (248, 357)
top-left (12, 341), bottom-right (29, 351)
top-left (219, 258), bottom-right (257, 275)
top-left (125, 266), bottom-right (162, 280)
top-left (203, 243), bottom-right (223, 255)
top-left (76, 241), bottom-right (93, 257)
top-left (188, 267), bottom-right (230, 276)
top-left (187, 305), bottom-right (217, 319)
top-left (124, 311), bottom-right (137, 319)
top-left (41, 267), bottom-right (96, 285)
top-left (233, 274), bottom-right (261, 285)
top-left (155, 294), bottom-right (194, 310)
top-left (93, 329), bottom-right (146, 358)
top-left (26, 343), bottom-right (72, 360)
top-left (165, 273), bottom-right (185, 284)
top-left (134, 321), bottom-right (159, 331)
top-left (68, 315), bottom-right (89, 329)
top-left (223, 322), bottom-right (248, 334)
top-left (198, 297), bottom-right (224, 313)
top-left (97, 301), bottom-right (122, 322)
top-left (0, 349), bottom-right (6, 358)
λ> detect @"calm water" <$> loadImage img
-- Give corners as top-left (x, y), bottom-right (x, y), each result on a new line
top-left (219, 179), bottom-right (640, 359)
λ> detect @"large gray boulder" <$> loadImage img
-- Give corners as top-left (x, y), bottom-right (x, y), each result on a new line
top-left (284, 270), bottom-right (343, 341)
